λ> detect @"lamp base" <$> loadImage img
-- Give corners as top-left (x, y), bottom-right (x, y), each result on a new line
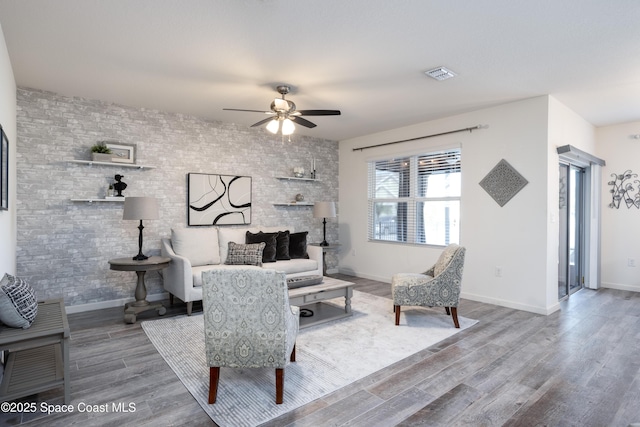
top-left (132, 254), bottom-right (149, 261)
top-left (320, 241), bottom-right (329, 247)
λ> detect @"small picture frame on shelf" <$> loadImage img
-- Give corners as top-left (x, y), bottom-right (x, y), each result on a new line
top-left (106, 143), bottom-right (136, 164)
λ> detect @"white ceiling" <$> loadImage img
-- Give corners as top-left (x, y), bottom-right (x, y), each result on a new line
top-left (1, 0), bottom-right (639, 141)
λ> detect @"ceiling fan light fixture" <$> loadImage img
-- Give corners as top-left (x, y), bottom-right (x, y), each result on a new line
top-left (281, 118), bottom-right (295, 135)
top-left (266, 119), bottom-right (280, 134)
top-left (273, 98), bottom-right (289, 111)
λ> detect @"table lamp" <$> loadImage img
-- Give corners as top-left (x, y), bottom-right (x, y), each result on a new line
top-left (123, 197), bottom-right (159, 260)
top-left (313, 201), bottom-right (336, 246)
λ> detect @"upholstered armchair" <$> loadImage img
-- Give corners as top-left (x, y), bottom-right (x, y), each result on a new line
top-left (201, 267), bottom-right (300, 404)
top-left (392, 244), bottom-right (466, 328)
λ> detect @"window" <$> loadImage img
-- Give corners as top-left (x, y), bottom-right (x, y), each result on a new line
top-left (368, 149), bottom-right (461, 245)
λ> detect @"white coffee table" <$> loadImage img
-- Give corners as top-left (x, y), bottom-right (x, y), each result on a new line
top-left (288, 276), bottom-right (354, 328)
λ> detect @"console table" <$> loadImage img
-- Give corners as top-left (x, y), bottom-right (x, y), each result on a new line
top-left (109, 256), bottom-right (171, 324)
top-left (0, 299), bottom-right (70, 404)
top-left (309, 243), bottom-right (341, 275)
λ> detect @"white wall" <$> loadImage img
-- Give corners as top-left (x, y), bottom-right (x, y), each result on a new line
top-left (547, 97), bottom-right (597, 307)
top-left (597, 120), bottom-right (640, 292)
top-left (0, 23), bottom-right (16, 276)
top-left (340, 96), bottom-right (556, 314)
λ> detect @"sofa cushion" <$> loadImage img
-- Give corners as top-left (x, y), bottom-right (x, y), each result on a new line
top-left (193, 265), bottom-right (264, 287)
top-left (171, 227), bottom-right (220, 266)
top-left (0, 274), bottom-right (38, 329)
top-left (246, 231), bottom-right (278, 263)
top-left (270, 258), bottom-right (318, 275)
top-left (289, 231), bottom-right (309, 259)
top-left (225, 242), bottom-right (265, 266)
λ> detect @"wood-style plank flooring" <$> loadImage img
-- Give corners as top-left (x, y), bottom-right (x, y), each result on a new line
top-left (2, 274), bottom-right (640, 426)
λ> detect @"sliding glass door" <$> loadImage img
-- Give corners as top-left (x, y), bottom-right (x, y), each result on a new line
top-left (558, 163), bottom-right (584, 299)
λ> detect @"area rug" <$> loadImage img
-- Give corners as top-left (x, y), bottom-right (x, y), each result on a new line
top-left (141, 290), bottom-right (477, 426)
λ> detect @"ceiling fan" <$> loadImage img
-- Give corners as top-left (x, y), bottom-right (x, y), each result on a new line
top-left (223, 85), bottom-right (341, 135)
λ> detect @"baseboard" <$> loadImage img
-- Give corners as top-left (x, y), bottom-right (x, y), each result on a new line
top-left (337, 267), bottom-right (390, 284)
top-left (64, 292), bottom-right (169, 314)
top-left (460, 291), bottom-right (559, 315)
top-left (326, 268), bottom-right (339, 275)
top-left (337, 268), bottom-right (561, 315)
top-left (601, 282), bottom-right (640, 292)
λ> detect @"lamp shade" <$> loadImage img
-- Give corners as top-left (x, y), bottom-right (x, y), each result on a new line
top-left (123, 197), bottom-right (159, 220)
top-left (313, 201), bottom-right (336, 218)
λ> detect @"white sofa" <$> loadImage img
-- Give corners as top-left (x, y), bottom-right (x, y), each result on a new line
top-left (160, 226), bottom-right (323, 315)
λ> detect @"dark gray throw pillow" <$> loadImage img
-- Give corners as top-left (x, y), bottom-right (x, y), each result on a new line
top-left (245, 231), bottom-right (278, 263)
top-left (289, 231), bottom-right (309, 259)
top-left (275, 230), bottom-right (291, 260)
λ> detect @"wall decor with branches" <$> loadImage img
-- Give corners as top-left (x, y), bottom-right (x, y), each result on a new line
top-left (608, 170), bottom-right (640, 209)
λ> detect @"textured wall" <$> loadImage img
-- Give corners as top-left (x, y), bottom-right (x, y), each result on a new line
top-left (16, 88), bottom-right (339, 307)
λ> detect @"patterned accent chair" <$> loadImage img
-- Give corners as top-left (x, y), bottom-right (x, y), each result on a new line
top-left (201, 267), bottom-right (300, 404)
top-left (392, 244), bottom-right (466, 328)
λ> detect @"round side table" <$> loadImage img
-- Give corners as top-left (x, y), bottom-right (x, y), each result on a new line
top-left (109, 256), bottom-right (171, 324)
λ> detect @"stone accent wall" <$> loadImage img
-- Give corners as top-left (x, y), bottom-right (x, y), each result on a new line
top-left (16, 88), bottom-right (339, 307)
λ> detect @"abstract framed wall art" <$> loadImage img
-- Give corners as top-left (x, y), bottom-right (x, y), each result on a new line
top-left (106, 142), bottom-right (136, 164)
top-left (188, 173), bottom-right (252, 225)
top-left (1, 125), bottom-right (8, 210)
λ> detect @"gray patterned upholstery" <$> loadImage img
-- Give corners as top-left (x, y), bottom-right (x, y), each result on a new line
top-left (392, 244), bottom-right (466, 328)
top-left (201, 268), bottom-right (300, 404)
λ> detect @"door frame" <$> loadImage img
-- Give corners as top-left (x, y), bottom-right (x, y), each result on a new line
top-left (557, 145), bottom-right (605, 292)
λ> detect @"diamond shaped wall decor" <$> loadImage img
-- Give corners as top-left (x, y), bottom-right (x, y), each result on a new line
top-left (479, 159), bottom-right (528, 207)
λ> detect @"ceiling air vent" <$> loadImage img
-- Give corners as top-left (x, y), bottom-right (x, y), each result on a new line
top-left (425, 67), bottom-right (456, 81)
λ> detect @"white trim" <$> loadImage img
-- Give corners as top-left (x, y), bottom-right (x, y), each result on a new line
top-left (64, 292), bottom-right (169, 314)
top-left (460, 291), bottom-right (561, 315)
top-left (337, 267), bottom-right (561, 315)
top-left (601, 282), bottom-right (640, 292)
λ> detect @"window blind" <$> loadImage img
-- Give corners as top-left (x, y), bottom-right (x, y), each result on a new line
top-left (368, 149), bottom-right (461, 244)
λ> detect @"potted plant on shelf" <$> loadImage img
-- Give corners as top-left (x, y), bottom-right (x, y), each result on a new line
top-left (90, 142), bottom-right (113, 162)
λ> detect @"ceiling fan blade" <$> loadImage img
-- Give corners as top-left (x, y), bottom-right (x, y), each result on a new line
top-left (291, 116), bottom-right (317, 128)
top-left (250, 117), bottom-right (276, 127)
top-left (223, 108), bottom-right (273, 114)
top-left (297, 109), bottom-right (341, 116)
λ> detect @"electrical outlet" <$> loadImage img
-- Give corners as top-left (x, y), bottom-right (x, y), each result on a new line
top-left (495, 266), bottom-right (502, 277)
top-left (628, 258), bottom-right (636, 267)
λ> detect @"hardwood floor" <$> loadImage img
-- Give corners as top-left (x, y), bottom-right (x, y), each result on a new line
top-left (2, 274), bottom-right (640, 426)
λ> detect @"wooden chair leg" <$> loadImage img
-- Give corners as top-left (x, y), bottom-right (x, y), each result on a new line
top-left (394, 305), bottom-right (401, 325)
top-left (209, 367), bottom-right (220, 404)
top-left (187, 301), bottom-right (193, 316)
top-left (445, 306), bottom-right (450, 315)
top-left (169, 294), bottom-right (174, 306)
top-left (290, 344), bottom-right (296, 362)
top-left (275, 368), bottom-right (284, 404)
top-left (450, 307), bottom-right (460, 328)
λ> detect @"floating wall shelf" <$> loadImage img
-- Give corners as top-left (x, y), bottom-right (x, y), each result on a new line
top-left (67, 160), bottom-right (156, 169)
top-left (70, 198), bottom-right (125, 203)
top-left (275, 176), bottom-right (319, 182)
top-left (273, 202), bottom-right (314, 207)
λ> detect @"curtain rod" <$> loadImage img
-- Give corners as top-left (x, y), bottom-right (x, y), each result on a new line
top-left (352, 125), bottom-right (483, 152)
